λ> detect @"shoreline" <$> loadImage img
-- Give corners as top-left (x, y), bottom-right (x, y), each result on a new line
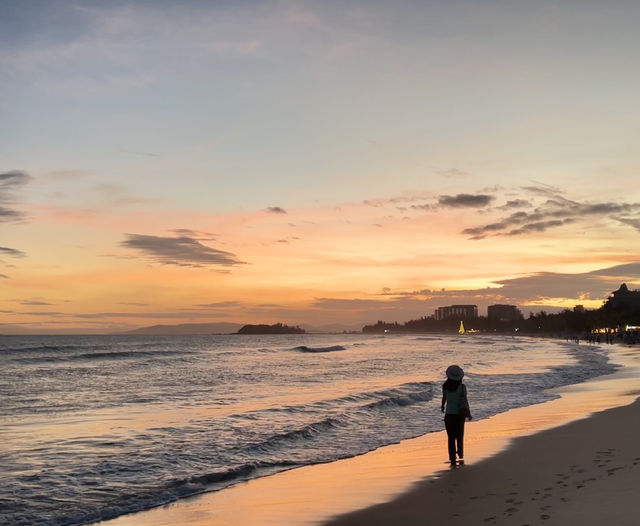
top-left (98, 344), bottom-right (639, 526)
top-left (327, 398), bottom-right (640, 526)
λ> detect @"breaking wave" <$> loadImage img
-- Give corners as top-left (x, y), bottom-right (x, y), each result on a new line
top-left (293, 345), bottom-right (347, 353)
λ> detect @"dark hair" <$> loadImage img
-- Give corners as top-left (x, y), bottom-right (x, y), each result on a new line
top-left (443, 378), bottom-right (461, 392)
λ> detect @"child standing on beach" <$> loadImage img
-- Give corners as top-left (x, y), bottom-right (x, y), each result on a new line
top-left (441, 365), bottom-right (472, 464)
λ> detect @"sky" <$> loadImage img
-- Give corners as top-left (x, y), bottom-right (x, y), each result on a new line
top-left (1, 0), bottom-right (640, 333)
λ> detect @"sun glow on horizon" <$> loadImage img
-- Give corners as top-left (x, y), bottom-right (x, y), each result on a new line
top-left (2, 1), bottom-right (640, 333)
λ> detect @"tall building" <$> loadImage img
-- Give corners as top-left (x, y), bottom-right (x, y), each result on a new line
top-left (487, 304), bottom-right (523, 322)
top-left (435, 305), bottom-right (478, 320)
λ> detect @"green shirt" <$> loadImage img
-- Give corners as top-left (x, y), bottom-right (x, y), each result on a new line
top-left (443, 383), bottom-right (467, 415)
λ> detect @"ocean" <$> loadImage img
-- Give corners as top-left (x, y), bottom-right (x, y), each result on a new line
top-left (0, 333), bottom-right (617, 526)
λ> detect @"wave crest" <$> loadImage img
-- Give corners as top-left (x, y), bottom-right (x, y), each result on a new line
top-left (293, 345), bottom-right (346, 353)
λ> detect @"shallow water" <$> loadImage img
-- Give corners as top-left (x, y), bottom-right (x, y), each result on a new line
top-left (0, 333), bottom-right (617, 525)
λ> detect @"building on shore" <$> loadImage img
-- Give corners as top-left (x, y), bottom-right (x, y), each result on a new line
top-left (435, 304), bottom-right (478, 320)
top-left (487, 304), bottom-right (524, 322)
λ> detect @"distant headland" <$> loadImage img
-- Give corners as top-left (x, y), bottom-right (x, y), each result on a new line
top-left (121, 322), bottom-right (307, 335)
top-left (237, 323), bottom-right (306, 335)
top-left (122, 322), bottom-right (244, 335)
top-left (116, 321), bottom-right (354, 336)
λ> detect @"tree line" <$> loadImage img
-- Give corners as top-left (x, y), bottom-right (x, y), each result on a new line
top-left (362, 284), bottom-right (640, 337)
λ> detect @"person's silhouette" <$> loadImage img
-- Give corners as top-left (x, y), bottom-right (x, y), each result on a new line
top-left (441, 365), bottom-right (472, 463)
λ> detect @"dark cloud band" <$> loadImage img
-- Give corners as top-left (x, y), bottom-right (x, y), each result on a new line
top-left (463, 192), bottom-right (640, 239)
top-left (438, 193), bottom-right (493, 208)
top-left (266, 206), bottom-right (287, 214)
top-left (0, 246), bottom-right (26, 258)
top-left (0, 170), bottom-right (31, 222)
top-left (121, 233), bottom-right (243, 266)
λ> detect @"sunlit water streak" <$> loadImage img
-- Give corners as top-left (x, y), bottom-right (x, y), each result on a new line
top-left (0, 333), bottom-right (616, 525)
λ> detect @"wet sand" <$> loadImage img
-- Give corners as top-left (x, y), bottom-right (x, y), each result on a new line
top-left (98, 345), bottom-right (639, 526)
top-left (329, 398), bottom-right (640, 526)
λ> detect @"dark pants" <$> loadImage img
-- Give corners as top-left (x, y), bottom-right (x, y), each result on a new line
top-left (444, 414), bottom-right (465, 462)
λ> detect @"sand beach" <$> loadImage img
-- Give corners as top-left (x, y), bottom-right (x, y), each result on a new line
top-left (329, 398), bottom-right (640, 526)
top-left (99, 344), bottom-right (640, 526)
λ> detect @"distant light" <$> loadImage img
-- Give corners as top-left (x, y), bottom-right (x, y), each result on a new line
top-left (592, 328), bottom-right (615, 333)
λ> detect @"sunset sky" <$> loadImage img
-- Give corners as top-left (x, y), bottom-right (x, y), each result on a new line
top-left (2, 0), bottom-right (640, 333)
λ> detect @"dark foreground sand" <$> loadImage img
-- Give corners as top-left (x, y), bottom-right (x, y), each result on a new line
top-left (328, 398), bottom-right (640, 526)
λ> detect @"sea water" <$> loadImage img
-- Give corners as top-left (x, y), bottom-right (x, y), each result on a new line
top-left (0, 333), bottom-right (616, 525)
